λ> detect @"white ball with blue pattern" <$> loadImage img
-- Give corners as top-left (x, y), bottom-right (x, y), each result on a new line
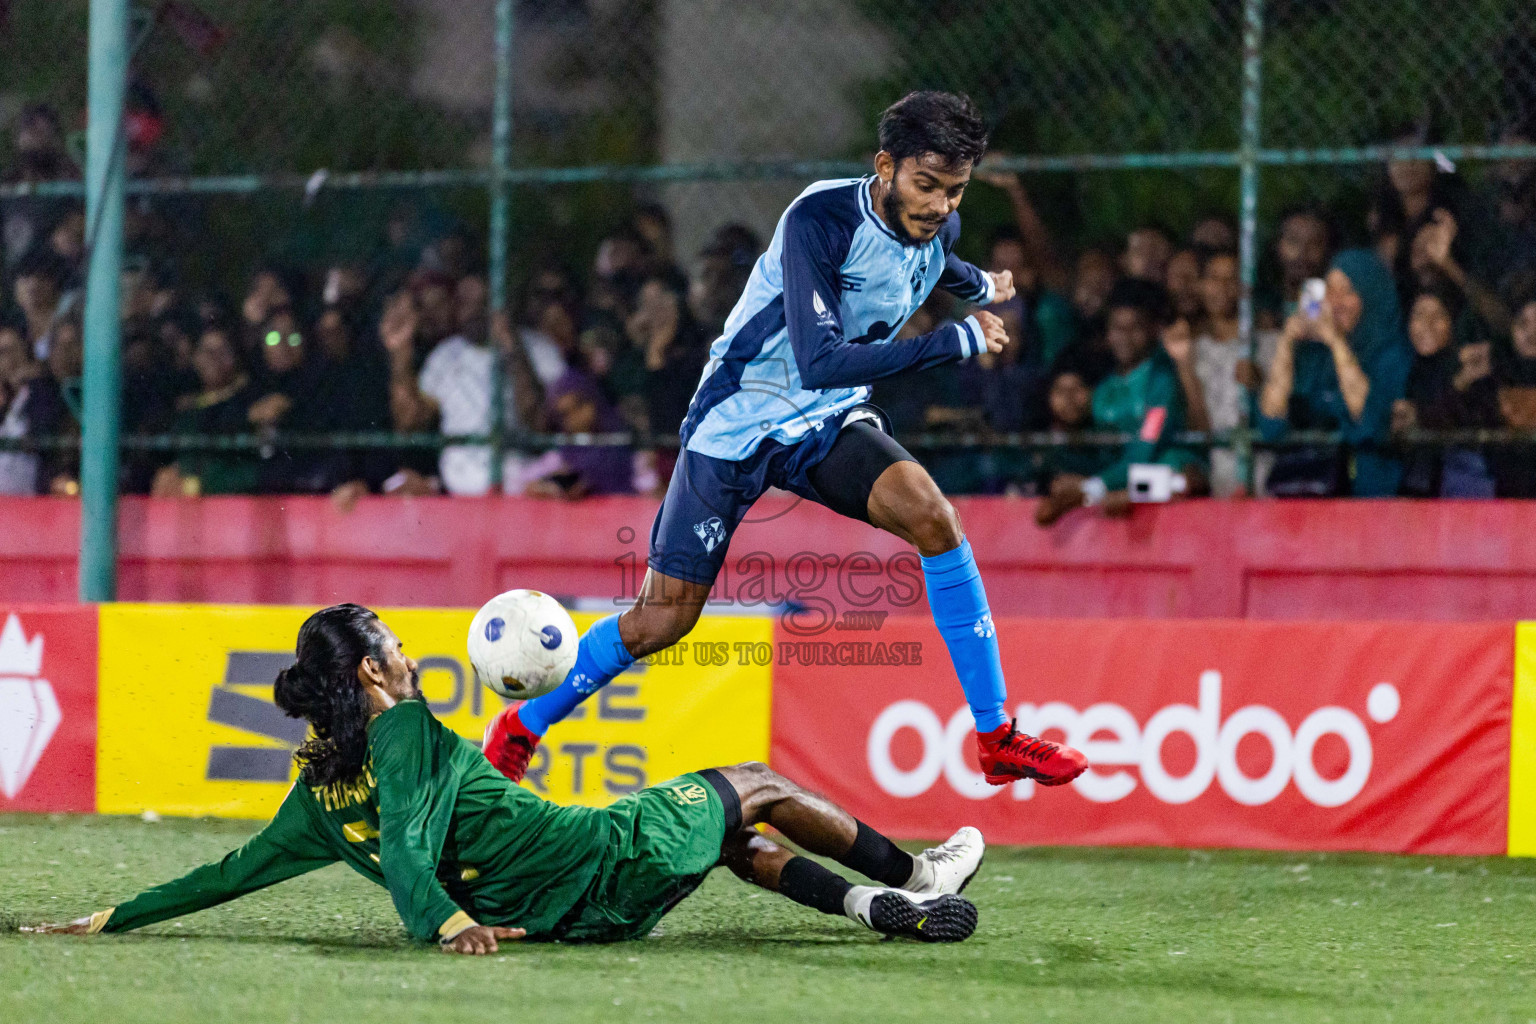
top-left (467, 589), bottom-right (579, 701)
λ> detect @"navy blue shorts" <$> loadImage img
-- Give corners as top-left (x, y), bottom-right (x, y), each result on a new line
top-left (648, 405), bottom-right (914, 586)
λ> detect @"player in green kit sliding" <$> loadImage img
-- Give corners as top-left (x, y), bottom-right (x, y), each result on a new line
top-left (30, 604), bottom-right (983, 952)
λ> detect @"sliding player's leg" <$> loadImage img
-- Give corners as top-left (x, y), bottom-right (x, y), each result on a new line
top-left (484, 445), bottom-right (759, 781)
top-left (807, 418), bottom-right (1088, 788)
top-left (709, 762), bottom-right (980, 942)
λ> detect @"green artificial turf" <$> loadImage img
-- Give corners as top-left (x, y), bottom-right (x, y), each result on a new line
top-left (3, 813), bottom-right (1536, 1023)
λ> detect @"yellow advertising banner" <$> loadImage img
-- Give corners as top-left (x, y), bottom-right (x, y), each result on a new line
top-left (1508, 622), bottom-right (1536, 856)
top-left (97, 603), bottom-right (772, 820)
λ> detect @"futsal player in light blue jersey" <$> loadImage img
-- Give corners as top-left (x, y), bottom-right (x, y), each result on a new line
top-left (486, 92), bottom-right (1088, 792)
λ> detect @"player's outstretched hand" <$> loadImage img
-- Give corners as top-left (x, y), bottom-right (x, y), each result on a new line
top-left (988, 269), bottom-right (1016, 304)
top-left (974, 310), bottom-right (1010, 354)
top-left (441, 924), bottom-right (526, 955)
top-left (23, 917), bottom-right (94, 935)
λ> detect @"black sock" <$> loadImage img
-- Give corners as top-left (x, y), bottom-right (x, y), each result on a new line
top-left (839, 820), bottom-right (916, 888)
top-left (777, 856), bottom-right (854, 915)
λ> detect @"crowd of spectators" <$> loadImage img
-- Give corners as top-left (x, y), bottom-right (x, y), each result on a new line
top-left (882, 124), bottom-right (1536, 521)
top-left (5, 100), bottom-right (1536, 520)
top-left (0, 101), bottom-right (754, 503)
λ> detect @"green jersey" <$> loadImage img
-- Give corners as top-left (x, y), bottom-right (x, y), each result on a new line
top-left (92, 700), bottom-right (727, 943)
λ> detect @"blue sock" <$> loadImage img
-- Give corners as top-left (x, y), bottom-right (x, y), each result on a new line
top-left (517, 614), bottom-right (635, 735)
top-left (921, 539), bottom-right (1009, 733)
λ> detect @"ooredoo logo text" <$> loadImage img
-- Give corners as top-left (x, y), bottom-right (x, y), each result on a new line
top-left (867, 670), bottom-right (1400, 808)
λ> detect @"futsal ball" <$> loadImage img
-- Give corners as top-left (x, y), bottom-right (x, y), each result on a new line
top-left (467, 589), bottom-right (578, 700)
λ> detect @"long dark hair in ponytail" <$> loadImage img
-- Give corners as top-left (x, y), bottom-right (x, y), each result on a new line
top-left (273, 603), bottom-right (386, 788)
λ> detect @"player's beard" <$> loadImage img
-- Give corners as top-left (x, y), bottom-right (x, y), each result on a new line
top-left (881, 186), bottom-right (942, 247)
top-left (406, 666), bottom-right (423, 700)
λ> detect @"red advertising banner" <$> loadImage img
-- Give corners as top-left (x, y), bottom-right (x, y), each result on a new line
top-left (772, 619), bottom-right (1512, 854)
top-left (0, 606), bottom-right (97, 813)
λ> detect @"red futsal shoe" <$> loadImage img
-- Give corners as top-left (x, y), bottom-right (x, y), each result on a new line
top-left (976, 719), bottom-right (1088, 787)
top-left (481, 705), bottom-right (541, 783)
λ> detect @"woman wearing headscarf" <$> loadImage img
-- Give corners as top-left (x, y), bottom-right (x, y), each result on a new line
top-left (1259, 248), bottom-right (1412, 497)
top-left (1392, 283), bottom-right (1499, 497)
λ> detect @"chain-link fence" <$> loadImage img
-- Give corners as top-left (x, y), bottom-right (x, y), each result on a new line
top-left (3, 0), bottom-right (1536, 502)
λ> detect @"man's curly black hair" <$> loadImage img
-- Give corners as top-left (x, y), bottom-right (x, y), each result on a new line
top-left (877, 91), bottom-right (990, 171)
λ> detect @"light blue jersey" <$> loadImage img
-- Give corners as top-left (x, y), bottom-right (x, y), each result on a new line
top-left (680, 176), bottom-right (995, 461)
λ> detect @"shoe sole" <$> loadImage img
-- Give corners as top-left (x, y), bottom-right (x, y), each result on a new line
top-left (868, 892), bottom-right (977, 943)
top-left (984, 764), bottom-right (1087, 787)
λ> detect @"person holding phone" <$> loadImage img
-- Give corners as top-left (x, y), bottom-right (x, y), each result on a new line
top-left (1259, 250), bottom-right (1412, 497)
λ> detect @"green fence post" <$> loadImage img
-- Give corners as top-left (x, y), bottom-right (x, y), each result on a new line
top-left (486, 0), bottom-right (516, 490)
top-left (79, 0), bottom-right (129, 602)
top-left (1237, 0), bottom-right (1265, 492)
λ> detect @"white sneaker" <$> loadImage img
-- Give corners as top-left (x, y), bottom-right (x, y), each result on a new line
top-left (905, 826), bottom-right (985, 895)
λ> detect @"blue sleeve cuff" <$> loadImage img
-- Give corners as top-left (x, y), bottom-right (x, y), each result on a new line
top-left (958, 316), bottom-right (986, 359)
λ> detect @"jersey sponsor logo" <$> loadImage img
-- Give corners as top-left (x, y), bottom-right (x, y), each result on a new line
top-left (693, 516), bottom-right (727, 553)
top-left (839, 272), bottom-right (865, 294)
top-left (0, 614), bottom-right (59, 799)
top-left (665, 781), bottom-right (709, 806)
top-left (812, 289), bottom-right (837, 328)
top-left (1140, 406), bottom-right (1168, 442)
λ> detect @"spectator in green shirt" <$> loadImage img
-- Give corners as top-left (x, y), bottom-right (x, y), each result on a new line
top-left (1036, 280), bottom-right (1203, 525)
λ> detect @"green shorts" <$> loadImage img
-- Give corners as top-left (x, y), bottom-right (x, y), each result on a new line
top-left (554, 773), bottom-right (731, 942)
